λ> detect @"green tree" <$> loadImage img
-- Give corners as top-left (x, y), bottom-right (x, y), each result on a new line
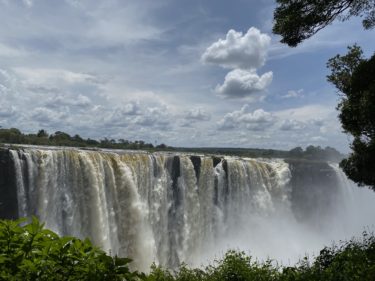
top-left (327, 46), bottom-right (375, 189)
top-left (273, 0), bottom-right (375, 47)
top-left (0, 217), bottom-right (142, 280)
top-left (273, 1), bottom-right (375, 190)
top-left (36, 129), bottom-right (48, 138)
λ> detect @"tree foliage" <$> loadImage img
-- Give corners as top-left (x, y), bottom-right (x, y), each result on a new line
top-left (0, 217), bottom-right (142, 280)
top-left (273, 0), bottom-right (375, 46)
top-left (145, 234), bottom-right (375, 281)
top-left (0, 128), bottom-right (158, 150)
top-left (1, 218), bottom-right (374, 280)
top-left (273, 0), bottom-right (375, 190)
top-left (327, 46), bottom-right (375, 189)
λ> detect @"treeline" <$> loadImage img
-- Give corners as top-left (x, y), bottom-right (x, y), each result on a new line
top-left (1, 217), bottom-right (374, 280)
top-left (0, 127), bottom-right (169, 150)
top-left (288, 145), bottom-right (344, 162)
top-left (0, 127), bottom-right (344, 161)
top-left (174, 145), bottom-right (344, 162)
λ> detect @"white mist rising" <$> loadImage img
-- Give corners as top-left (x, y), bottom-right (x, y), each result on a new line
top-left (9, 148), bottom-right (375, 271)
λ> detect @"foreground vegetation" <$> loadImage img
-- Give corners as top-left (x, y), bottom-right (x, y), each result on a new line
top-left (0, 217), bottom-right (142, 281)
top-left (1, 218), bottom-right (374, 280)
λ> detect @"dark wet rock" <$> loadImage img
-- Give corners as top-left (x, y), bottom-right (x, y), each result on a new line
top-left (0, 148), bottom-right (18, 219)
top-left (190, 156), bottom-right (201, 180)
top-left (212, 156), bottom-right (222, 168)
top-left (286, 158), bottom-right (339, 223)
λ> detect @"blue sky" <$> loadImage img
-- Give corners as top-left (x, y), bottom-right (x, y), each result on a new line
top-left (0, 0), bottom-right (374, 151)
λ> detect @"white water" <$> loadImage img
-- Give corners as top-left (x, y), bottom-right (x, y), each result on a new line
top-left (8, 148), bottom-right (375, 271)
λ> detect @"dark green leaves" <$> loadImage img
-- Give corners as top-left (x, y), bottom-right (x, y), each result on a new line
top-left (1, 218), bottom-right (375, 280)
top-left (326, 46), bottom-right (375, 189)
top-left (0, 217), bottom-right (141, 281)
top-left (273, 0), bottom-right (375, 47)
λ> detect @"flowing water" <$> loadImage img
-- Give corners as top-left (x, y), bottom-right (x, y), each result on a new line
top-left (7, 147), bottom-right (375, 271)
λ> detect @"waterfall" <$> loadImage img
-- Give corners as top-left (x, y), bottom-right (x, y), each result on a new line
top-left (6, 147), bottom-right (375, 271)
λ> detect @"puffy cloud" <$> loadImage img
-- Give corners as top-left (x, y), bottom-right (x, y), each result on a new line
top-left (218, 105), bottom-right (275, 131)
top-left (107, 103), bottom-right (171, 130)
top-left (215, 69), bottom-right (273, 98)
top-left (185, 108), bottom-right (211, 121)
top-left (282, 89), bottom-right (304, 99)
top-left (30, 107), bottom-right (68, 126)
top-left (203, 27), bottom-right (273, 99)
top-left (202, 27), bottom-right (271, 69)
top-left (133, 106), bottom-right (170, 128)
top-left (279, 119), bottom-right (306, 131)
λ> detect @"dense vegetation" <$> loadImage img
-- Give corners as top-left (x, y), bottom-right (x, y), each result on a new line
top-left (327, 46), bottom-right (375, 190)
top-left (0, 217), bottom-right (142, 281)
top-left (0, 127), bottom-right (344, 162)
top-left (1, 218), bottom-right (374, 280)
top-left (0, 127), bottom-right (166, 150)
top-left (273, 1), bottom-right (375, 191)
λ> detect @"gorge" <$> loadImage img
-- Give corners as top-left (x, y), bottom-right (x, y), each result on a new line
top-left (0, 146), bottom-right (374, 271)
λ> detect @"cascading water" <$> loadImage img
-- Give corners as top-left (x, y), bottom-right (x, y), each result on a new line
top-left (4, 147), bottom-right (375, 271)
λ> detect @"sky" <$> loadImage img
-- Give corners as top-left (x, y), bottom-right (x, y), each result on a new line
top-left (0, 0), bottom-right (374, 152)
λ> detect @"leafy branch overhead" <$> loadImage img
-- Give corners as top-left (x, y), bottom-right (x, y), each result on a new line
top-left (273, 0), bottom-right (375, 47)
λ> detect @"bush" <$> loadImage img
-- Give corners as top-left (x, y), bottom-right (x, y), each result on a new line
top-left (1, 217), bottom-right (374, 280)
top-left (0, 217), bottom-right (142, 281)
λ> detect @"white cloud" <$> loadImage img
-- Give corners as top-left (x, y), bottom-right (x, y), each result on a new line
top-left (0, 69), bottom-right (17, 91)
top-left (0, 43), bottom-right (26, 57)
top-left (13, 67), bottom-right (101, 87)
top-left (22, 0), bottom-right (33, 7)
top-left (108, 102), bottom-right (142, 125)
top-left (218, 105), bottom-right (275, 131)
top-left (30, 107), bottom-right (68, 126)
top-left (203, 27), bottom-right (273, 99)
top-left (274, 105), bottom-right (334, 122)
top-left (279, 119), bottom-right (306, 131)
top-left (133, 106), bottom-right (170, 128)
top-left (185, 108), bottom-right (211, 121)
top-left (282, 89), bottom-right (304, 99)
top-left (202, 27), bottom-right (271, 69)
top-left (45, 94), bottom-right (92, 108)
top-left (215, 69), bottom-right (273, 98)
top-left (106, 103), bottom-right (172, 130)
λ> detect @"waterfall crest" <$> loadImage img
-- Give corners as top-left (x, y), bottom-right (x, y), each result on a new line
top-left (6, 148), bottom-right (375, 270)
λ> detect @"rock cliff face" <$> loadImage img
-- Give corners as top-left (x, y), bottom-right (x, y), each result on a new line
top-left (286, 159), bottom-right (340, 224)
top-left (0, 148), bottom-right (18, 219)
top-left (0, 146), bottom-right (371, 270)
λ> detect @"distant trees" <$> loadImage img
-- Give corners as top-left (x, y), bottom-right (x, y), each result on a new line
top-left (0, 127), bottom-right (158, 151)
top-left (36, 129), bottom-right (48, 138)
top-left (289, 145), bottom-right (344, 162)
